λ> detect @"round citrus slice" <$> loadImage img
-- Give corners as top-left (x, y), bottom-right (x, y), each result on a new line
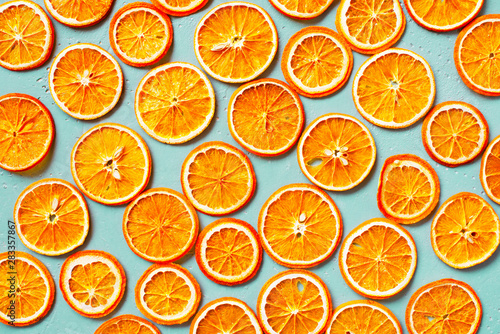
top-left (281, 26), bottom-right (353, 98)
top-left (0, 251), bottom-right (55, 327)
top-left (195, 218), bottom-right (261, 286)
top-left (454, 14), bottom-right (500, 96)
top-left (71, 123), bottom-right (151, 206)
top-left (228, 78), bottom-right (304, 157)
top-left (257, 269), bottom-right (332, 334)
top-left (135, 263), bottom-right (201, 325)
top-left (353, 48), bottom-right (435, 128)
top-left (109, 2), bottom-right (173, 67)
top-left (44, 0), bottom-right (114, 27)
top-left (152, 0), bottom-right (208, 16)
top-left (135, 62), bottom-right (215, 144)
top-left (14, 178), bottom-right (89, 256)
top-left (258, 183), bottom-right (342, 268)
top-left (405, 279), bottom-right (482, 334)
top-left (378, 154), bottom-right (440, 224)
top-left (480, 134), bottom-right (500, 204)
top-left (94, 314), bottom-right (161, 334)
top-left (123, 187), bottom-right (199, 263)
top-left (297, 113), bottom-right (376, 191)
top-left (339, 218), bottom-right (417, 299)
top-left (268, 0), bottom-right (334, 19)
top-left (194, 2), bottom-right (278, 83)
top-left (60, 250), bottom-right (126, 318)
top-left (49, 43), bottom-right (123, 120)
top-left (181, 141), bottom-right (256, 215)
top-left (0, 93), bottom-right (54, 171)
top-left (0, 0), bottom-right (54, 71)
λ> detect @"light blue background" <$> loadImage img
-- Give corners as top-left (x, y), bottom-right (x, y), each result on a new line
top-left (1, 0), bottom-right (500, 333)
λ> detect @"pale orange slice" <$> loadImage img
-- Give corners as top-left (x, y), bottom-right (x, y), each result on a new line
top-left (152, 0), bottom-right (208, 16)
top-left (268, 0), bottom-right (334, 19)
top-left (94, 314), bottom-right (161, 334)
top-left (44, 0), bottom-right (114, 27)
top-left (481, 134), bottom-right (500, 204)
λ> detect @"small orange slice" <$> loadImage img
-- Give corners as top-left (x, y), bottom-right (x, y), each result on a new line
top-left (297, 113), bottom-right (376, 191)
top-left (135, 263), bottom-right (201, 325)
top-left (228, 78), bottom-right (304, 157)
top-left (44, 0), bottom-right (114, 27)
top-left (268, 0), bottom-right (334, 19)
top-left (405, 279), bottom-right (482, 334)
top-left (480, 134), bottom-right (500, 204)
top-left (0, 251), bottom-right (55, 327)
top-left (0, 93), bottom-right (54, 171)
top-left (135, 62), bottom-right (215, 144)
top-left (94, 314), bottom-right (161, 334)
top-left (60, 250), bottom-right (126, 318)
top-left (258, 183), bottom-right (342, 268)
top-left (152, 0), bottom-right (208, 16)
top-left (378, 154), bottom-right (440, 224)
top-left (339, 218), bottom-right (417, 299)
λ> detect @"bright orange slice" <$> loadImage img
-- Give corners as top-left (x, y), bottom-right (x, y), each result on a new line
top-left (378, 154), bottom-right (440, 224)
top-left (258, 183), bottom-right (342, 268)
top-left (152, 0), bottom-right (208, 16)
top-left (44, 0), bottom-right (114, 27)
top-left (0, 93), bottom-right (54, 171)
top-left (405, 279), bottom-right (482, 334)
top-left (480, 134), bottom-right (500, 204)
top-left (268, 0), bottom-right (334, 19)
top-left (297, 113), bottom-right (376, 191)
top-left (194, 2), bottom-right (278, 83)
top-left (353, 48), bottom-right (435, 128)
top-left (135, 62), bottom-right (215, 144)
top-left (135, 263), bottom-right (201, 325)
top-left (339, 218), bottom-right (417, 299)
top-left (281, 26), bottom-right (353, 98)
top-left (257, 269), bottom-right (332, 334)
top-left (0, 251), bottom-right (55, 326)
top-left (228, 78), bottom-right (304, 156)
top-left (94, 314), bottom-right (161, 334)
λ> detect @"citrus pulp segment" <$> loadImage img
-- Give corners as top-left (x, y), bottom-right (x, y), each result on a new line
top-left (94, 314), bottom-right (161, 334)
top-left (44, 0), bottom-right (114, 27)
top-left (268, 0), bottom-right (334, 19)
top-left (152, 0), bottom-right (208, 16)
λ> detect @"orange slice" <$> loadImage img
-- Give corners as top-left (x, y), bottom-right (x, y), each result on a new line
top-left (181, 141), bottom-right (256, 215)
top-left (49, 43), bottom-right (123, 120)
top-left (109, 2), bottom-right (173, 67)
top-left (258, 183), bottom-right (342, 268)
top-left (71, 123), bottom-right (152, 206)
top-left (14, 178), bottom-right (89, 256)
top-left (405, 279), bottom-right (482, 334)
top-left (135, 62), bottom-right (215, 144)
top-left (454, 14), bottom-right (500, 96)
top-left (431, 192), bottom-right (500, 269)
top-left (339, 218), bottom-right (417, 299)
top-left (336, 0), bottom-right (406, 54)
top-left (152, 0), bottom-right (208, 16)
top-left (422, 101), bottom-right (489, 167)
top-left (44, 0), bottom-right (114, 27)
top-left (297, 113), bottom-right (376, 191)
top-left (257, 269), bottom-right (332, 334)
top-left (268, 0), bottom-right (334, 19)
top-left (353, 48), bottom-right (435, 128)
top-left (228, 78), bottom-right (304, 156)
top-left (123, 187), bottom-right (199, 263)
top-left (377, 154), bottom-right (440, 224)
top-left (194, 2), bottom-right (278, 83)
top-left (0, 251), bottom-right (55, 327)
top-left (94, 314), bottom-right (161, 334)
top-left (281, 26), bottom-right (353, 98)
top-left (0, 1), bottom-right (54, 71)
top-left (0, 93), bottom-right (54, 171)
top-left (195, 218), bottom-right (262, 286)
top-left (135, 263), bottom-right (201, 325)
top-left (480, 134), bottom-right (500, 204)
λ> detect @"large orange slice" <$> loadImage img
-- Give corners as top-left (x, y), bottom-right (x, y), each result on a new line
top-left (44, 0), bottom-right (114, 27)
top-left (94, 314), bottom-right (161, 334)
top-left (152, 0), bottom-right (208, 16)
top-left (268, 0), bottom-right (334, 19)
top-left (480, 134), bottom-right (500, 204)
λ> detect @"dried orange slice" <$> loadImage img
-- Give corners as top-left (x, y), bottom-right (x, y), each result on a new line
top-left (49, 43), bottom-right (123, 120)
top-left (297, 113), bottom-right (376, 191)
top-left (94, 314), bottom-right (161, 334)
top-left (422, 101), bottom-right (489, 167)
top-left (454, 15), bottom-right (500, 96)
top-left (181, 141), bottom-right (256, 215)
top-left (0, 251), bottom-right (55, 327)
top-left (377, 154), bottom-right (440, 224)
top-left (14, 178), bottom-right (89, 256)
top-left (44, 0), bottom-right (113, 27)
top-left (353, 48), bottom-right (435, 128)
top-left (257, 269), bottom-right (332, 334)
top-left (109, 2), bottom-right (173, 67)
top-left (480, 134), bottom-right (500, 204)
top-left (123, 187), bottom-right (199, 263)
top-left (268, 0), bottom-right (334, 19)
top-left (405, 279), bottom-right (482, 334)
top-left (152, 0), bottom-right (207, 16)
top-left (135, 263), bottom-right (201, 325)
top-left (228, 78), bottom-right (304, 156)
top-left (0, 93), bottom-right (54, 171)
top-left (135, 62), bottom-right (215, 144)
top-left (194, 2), bottom-right (278, 83)
top-left (281, 26), bottom-right (353, 98)
top-left (71, 123), bottom-right (151, 206)
top-left (195, 218), bottom-right (262, 286)
top-left (339, 218), bottom-right (417, 299)
top-left (258, 183), bottom-right (342, 268)
top-left (60, 250), bottom-right (126, 318)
